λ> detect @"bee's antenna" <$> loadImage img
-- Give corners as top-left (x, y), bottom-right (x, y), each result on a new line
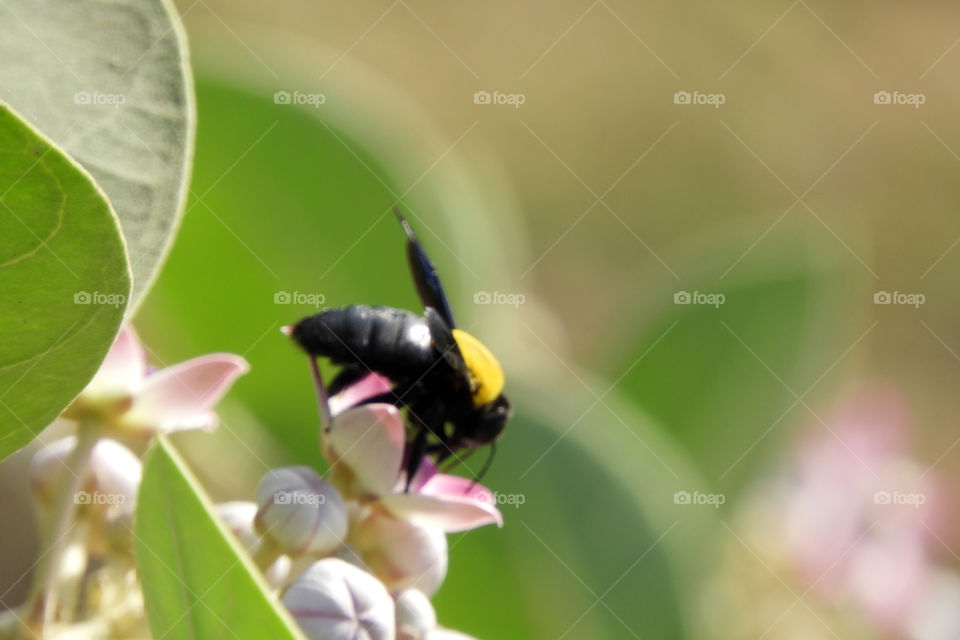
top-left (471, 442), bottom-right (497, 489)
top-left (440, 448), bottom-right (477, 473)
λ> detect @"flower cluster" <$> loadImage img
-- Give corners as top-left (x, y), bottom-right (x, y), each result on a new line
top-left (22, 327), bottom-right (249, 638)
top-left (18, 327), bottom-right (499, 640)
top-left (232, 371), bottom-right (502, 640)
top-left (699, 386), bottom-right (960, 640)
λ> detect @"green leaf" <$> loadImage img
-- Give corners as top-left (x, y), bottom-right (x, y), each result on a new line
top-left (435, 376), bottom-right (714, 640)
top-left (0, 102), bottom-right (130, 461)
top-left (605, 239), bottom-right (851, 493)
top-left (0, 0), bottom-right (195, 311)
top-left (135, 436), bottom-right (306, 640)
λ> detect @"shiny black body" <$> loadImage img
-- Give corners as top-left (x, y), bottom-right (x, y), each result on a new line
top-left (290, 209), bottom-right (511, 487)
top-left (293, 306), bottom-right (435, 380)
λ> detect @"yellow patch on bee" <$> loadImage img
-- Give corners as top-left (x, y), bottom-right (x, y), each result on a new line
top-left (451, 329), bottom-right (504, 407)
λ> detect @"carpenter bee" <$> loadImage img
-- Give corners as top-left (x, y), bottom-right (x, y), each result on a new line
top-left (289, 209), bottom-right (511, 488)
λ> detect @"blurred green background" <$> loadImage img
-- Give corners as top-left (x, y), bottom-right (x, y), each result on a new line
top-left (13, 2), bottom-right (960, 638)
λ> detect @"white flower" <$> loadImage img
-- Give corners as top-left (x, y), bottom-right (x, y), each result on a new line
top-left (67, 327), bottom-right (249, 435)
top-left (323, 376), bottom-right (502, 532)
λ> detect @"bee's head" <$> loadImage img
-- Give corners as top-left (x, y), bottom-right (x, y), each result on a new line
top-left (464, 395), bottom-right (512, 446)
top-left (450, 329), bottom-right (504, 407)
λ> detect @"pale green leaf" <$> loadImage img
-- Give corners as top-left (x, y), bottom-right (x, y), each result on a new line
top-left (135, 436), bottom-right (306, 640)
top-left (0, 0), bottom-right (195, 310)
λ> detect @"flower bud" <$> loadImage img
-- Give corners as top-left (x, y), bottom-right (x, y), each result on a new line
top-left (255, 467), bottom-right (348, 556)
top-left (30, 437), bottom-right (141, 521)
top-left (283, 558), bottom-right (395, 640)
top-left (351, 511), bottom-right (447, 596)
top-left (395, 589), bottom-right (436, 640)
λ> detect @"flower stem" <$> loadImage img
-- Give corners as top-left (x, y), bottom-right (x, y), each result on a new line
top-left (23, 423), bottom-right (100, 633)
top-left (252, 539), bottom-right (282, 572)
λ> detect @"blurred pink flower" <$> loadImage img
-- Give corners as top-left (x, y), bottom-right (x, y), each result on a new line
top-left (781, 385), bottom-right (950, 636)
top-left (69, 327), bottom-right (249, 435)
top-left (322, 373), bottom-right (503, 533)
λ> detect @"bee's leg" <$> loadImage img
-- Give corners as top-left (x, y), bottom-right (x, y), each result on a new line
top-left (404, 426), bottom-right (429, 493)
top-left (403, 402), bottom-right (445, 491)
top-left (308, 357), bottom-right (332, 430)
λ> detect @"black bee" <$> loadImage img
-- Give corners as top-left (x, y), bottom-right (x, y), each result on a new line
top-left (290, 209), bottom-right (511, 487)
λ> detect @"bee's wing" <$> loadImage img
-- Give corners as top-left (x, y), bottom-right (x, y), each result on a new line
top-left (425, 307), bottom-right (469, 375)
top-left (395, 207), bottom-right (456, 328)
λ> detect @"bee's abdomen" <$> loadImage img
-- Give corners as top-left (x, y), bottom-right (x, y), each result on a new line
top-left (291, 305), bottom-right (435, 378)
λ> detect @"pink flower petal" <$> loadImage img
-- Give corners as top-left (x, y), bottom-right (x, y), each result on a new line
top-left (328, 373), bottom-right (394, 417)
top-left (124, 354), bottom-right (249, 432)
top-left (407, 458), bottom-right (437, 493)
top-left (84, 327), bottom-right (147, 398)
top-left (380, 474), bottom-right (503, 532)
top-left (325, 404), bottom-right (405, 495)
